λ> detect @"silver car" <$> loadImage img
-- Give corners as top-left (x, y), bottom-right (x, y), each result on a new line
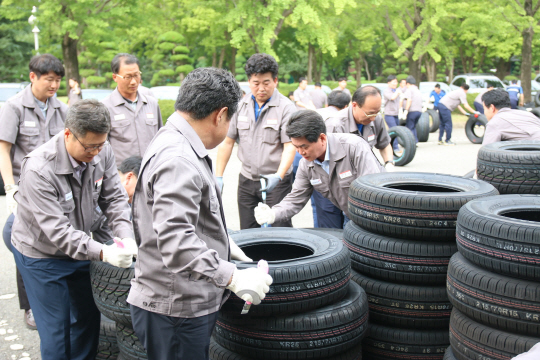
top-left (0, 83), bottom-right (26, 108)
top-left (449, 74), bottom-right (505, 94)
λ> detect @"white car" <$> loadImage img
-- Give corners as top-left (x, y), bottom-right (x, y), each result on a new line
top-left (449, 74), bottom-right (505, 94)
top-left (0, 83), bottom-right (26, 108)
top-left (149, 86), bottom-right (181, 101)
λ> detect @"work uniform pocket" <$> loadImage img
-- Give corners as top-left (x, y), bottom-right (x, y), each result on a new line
top-left (110, 119), bottom-right (132, 142)
top-left (145, 118), bottom-right (157, 126)
top-left (18, 126), bottom-right (40, 149)
top-left (262, 124), bottom-right (279, 144)
top-left (60, 199), bottom-right (76, 214)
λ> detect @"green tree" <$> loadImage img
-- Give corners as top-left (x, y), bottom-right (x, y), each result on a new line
top-left (151, 31), bottom-right (193, 85)
top-left (0, 13), bottom-right (33, 82)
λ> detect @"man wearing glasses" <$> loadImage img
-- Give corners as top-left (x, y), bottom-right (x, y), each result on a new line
top-left (10, 99), bottom-right (137, 360)
top-left (102, 53), bottom-right (163, 166)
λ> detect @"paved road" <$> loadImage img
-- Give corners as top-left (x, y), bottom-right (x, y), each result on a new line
top-left (0, 120), bottom-right (479, 359)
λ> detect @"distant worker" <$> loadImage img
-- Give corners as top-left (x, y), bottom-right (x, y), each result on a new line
top-left (67, 78), bottom-right (82, 106)
top-left (402, 75), bottom-right (423, 143)
top-left (473, 85), bottom-right (494, 114)
top-left (429, 84), bottom-right (446, 107)
top-left (293, 77), bottom-right (316, 110)
top-left (482, 89), bottom-right (540, 145)
top-left (437, 84), bottom-right (477, 146)
top-left (317, 90), bottom-right (351, 122)
top-left (383, 75), bottom-right (401, 150)
top-left (310, 82), bottom-right (328, 109)
top-left (506, 79), bottom-right (524, 109)
top-left (333, 77), bottom-right (351, 96)
top-left (288, 91), bottom-right (295, 102)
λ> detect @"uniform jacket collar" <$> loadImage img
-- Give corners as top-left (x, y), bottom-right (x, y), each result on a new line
top-left (21, 84), bottom-right (63, 110)
top-left (243, 89), bottom-right (281, 107)
top-left (307, 133), bottom-right (346, 168)
top-left (54, 133), bottom-right (101, 175)
top-left (344, 106), bottom-right (374, 134)
top-left (166, 112), bottom-right (208, 159)
top-left (110, 88), bottom-right (148, 107)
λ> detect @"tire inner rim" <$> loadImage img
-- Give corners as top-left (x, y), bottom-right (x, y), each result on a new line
top-left (383, 183), bottom-right (462, 193)
top-left (499, 209), bottom-right (540, 223)
top-left (241, 243), bottom-right (314, 261)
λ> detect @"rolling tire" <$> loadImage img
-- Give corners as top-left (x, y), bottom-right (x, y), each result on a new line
top-left (476, 140), bottom-right (540, 194)
top-left (347, 172), bottom-right (498, 241)
top-left (449, 308), bottom-right (540, 360)
top-left (223, 228), bottom-right (351, 316)
top-left (215, 282), bottom-right (368, 360)
top-left (447, 253), bottom-right (540, 337)
top-left (465, 114), bottom-right (488, 144)
top-left (96, 314), bottom-right (119, 360)
top-left (116, 323), bottom-right (147, 360)
top-left (362, 324), bottom-right (449, 360)
top-left (456, 194), bottom-right (540, 281)
top-left (388, 126), bottom-right (416, 166)
top-left (417, 112), bottom-right (430, 142)
top-left (427, 109), bottom-right (440, 133)
top-left (351, 270), bottom-right (451, 329)
top-left (344, 221), bottom-right (456, 285)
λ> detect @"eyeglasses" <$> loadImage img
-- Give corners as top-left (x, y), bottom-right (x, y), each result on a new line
top-left (361, 108), bottom-right (381, 118)
top-left (71, 130), bottom-right (109, 153)
top-left (115, 72), bottom-right (142, 82)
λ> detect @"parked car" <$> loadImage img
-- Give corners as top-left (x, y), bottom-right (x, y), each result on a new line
top-left (0, 83), bottom-right (26, 108)
top-left (149, 86), bottom-right (181, 101)
top-left (449, 74), bottom-right (505, 93)
top-left (81, 89), bottom-right (113, 102)
top-left (306, 84), bottom-right (333, 95)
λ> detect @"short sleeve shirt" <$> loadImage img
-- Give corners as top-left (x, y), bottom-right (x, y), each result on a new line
top-left (309, 89), bottom-right (328, 109)
top-left (403, 85), bottom-right (423, 112)
top-left (383, 87), bottom-right (400, 116)
top-left (439, 88), bottom-right (468, 111)
top-left (293, 88), bottom-right (312, 110)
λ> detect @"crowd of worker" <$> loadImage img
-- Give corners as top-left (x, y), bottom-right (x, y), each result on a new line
top-left (1, 51), bottom-right (540, 360)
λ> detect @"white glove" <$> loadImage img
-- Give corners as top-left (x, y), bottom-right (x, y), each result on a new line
top-left (403, 110), bottom-right (408, 119)
top-left (6, 185), bottom-right (18, 214)
top-left (229, 236), bottom-right (252, 262)
top-left (398, 108), bottom-right (404, 120)
top-left (512, 343), bottom-right (540, 359)
top-left (102, 243), bottom-right (133, 268)
top-left (385, 162), bottom-right (395, 172)
top-left (226, 267), bottom-right (273, 305)
top-left (119, 237), bottom-right (138, 258)
top-left (254, 203), bottom-right (275, 225)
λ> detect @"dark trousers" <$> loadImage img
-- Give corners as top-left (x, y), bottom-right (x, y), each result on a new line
top-left (405, 111), bottom-right (422, 143)
top-left (12, 247), bottom-right (100, 360)
top-left (474, 102), bottom-right (484, 114)
top-left (384, 115), bottom-right (400, 149)
top-left (510, 98), bottom-right (518, 109)
top-left (131, 305), bottom-right (218, 360)
top-left (437, 104), bottom-right (453, 141)
top-left (238, 173), bottom-right (293, 229)
top-left (3, 213), bottom-right (30, 310)
top-left (312, 190), bottom-right (344, 228)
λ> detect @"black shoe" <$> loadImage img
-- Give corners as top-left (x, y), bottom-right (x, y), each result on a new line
top-left (24, 309), bottom-right (37, 330)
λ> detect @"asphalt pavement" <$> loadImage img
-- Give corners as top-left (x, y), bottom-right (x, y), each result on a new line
top-left (0, 121), bottom-right (480, 359)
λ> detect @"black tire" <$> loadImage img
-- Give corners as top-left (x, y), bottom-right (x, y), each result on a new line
top-left (456, 194), bottom-right (540, 281)
top-left (477, 140), bottom-right (540, 194)
top-left (417, 112), bottom-right (430, 142)
top-left (449, 308), bottom-right (540, 360)
top-left (447, 253), bottom-right (540, 337)
top-left (223, 228), bottom-right (351, 316)
top-left (345, 221), bottom-right (457, 285)
top-left (465, 114), bottom-right (488, 144)
top-left (362, 324), bottom-right (449, 360)
top-left (300, 228), bottom-right (344, 240)
top-left (427, 109), bottom-right (440, 133)
top-left (530, 107), bottom-right (540, 118)
top-left (388, 126), bottom-right (416, 166)
top-left (535, 92), bottom-right (540, 107)
top-left (210, 337), bottom-right (363, 360)
top-left (97, 314), bottom-right (119, 360)
top-left (348, 172), bottom-right (499, 241)
top-left (462, 170), bottom-right (475, 178)
top-left (0, 175), bottom-right (4, 195)
top-left (215, 282), bottom-right (368, 360)
top-left (116, 323), bottom-right (147, 360)
top-left (443, 347), bottom-right (457, 360)
top-left (90, 260), bottom-right (135, 327)
top-left (351, 270), bottom-right (451, 329)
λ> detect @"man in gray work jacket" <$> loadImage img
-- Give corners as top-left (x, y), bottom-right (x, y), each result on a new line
top-left (129, 68), bottom-right (272, 360)
top-left (11, 100), bottom-right (137, 360)
top-left (255, 110), bottom-right (384, 227)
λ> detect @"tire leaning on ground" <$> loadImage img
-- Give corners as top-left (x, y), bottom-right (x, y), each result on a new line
top-left (449, 308), bottom-right (540, 360)
top-left (116, 323), bottom-right (147, 360)
top-left (222, 228), bottom-right (351, 316)
top-left (417, 112), bottom-right (430, 142)
top-left (96, 314), bottom-right (119, 360)
top-left (535, 92), bottom-right (540, 107)
top-left (347, 172), bottom-right (499, 241)
top-left (476, 140), bottom-right (540, 194)
top-left (388, 126), bottom-right (416, 166)
top-left (215, 282), bottom-right (368, 360)
top-left (427, 109), bottom-right (440, 133)
top-left (456, 194), bottom-right (540, 281)
top-left (447, 252), bottom-right (540, 337)
top-left (465, 113), bottom-right (488, 144)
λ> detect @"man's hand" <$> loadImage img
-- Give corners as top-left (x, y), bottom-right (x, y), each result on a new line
top-left (216, 176), bottom-right (224, 194)
top-left (226, 267), bottom-right (273, 305)
top-left (119, 237), bottom-right (138, 258)
top-left (5, 185), bottom-right (18, 214)
top-left (229, 236), bottom-right (252, 262)
top-left (254, 203), bottom-right (275, 225)
top-left (260, 174), bottom-right (281, 193)
top-left (102, 243), bottom-right (133, 268)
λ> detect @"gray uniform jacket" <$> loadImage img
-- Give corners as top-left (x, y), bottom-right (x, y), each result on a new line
top-left (403, 85), bottom-right (423, 112)
top-left (11, 133), bottom-right (133, 260)
top-left (439, 88), bottom-right (467, 111)
top-left (383, 88), bottom-right (400, 116)
top-left (333, 87), bottom-right (351, 96)
top-left (316, 106), bottom-right (341, 123)
top-left (310, 89), bottom-right (328, 109)
top-left (483, 108), bottom-right (540, 145)
top-left (474, 89), bottom-right (489, 105)
top-left (273, 133), bottom-right (384, 221)
top-left (101, 89), bottom-right (163, 166)
top-left (227, 90), bottom-right (296, 180)
top-left (293, 88), bottom-right (312, 110)
top-left (128, 112), bottom-right (235, 318)
top-left (326, 107), bottom-right (391, 150)
top-left (0, 85), bottom-right (68, 182)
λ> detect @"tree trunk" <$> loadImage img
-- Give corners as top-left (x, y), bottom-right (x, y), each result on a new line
top-left (495, 57), bottom-right (511, 81)
top-left (364, 58), bottom-right (371, 81)
top-left (218, 48), bottom-right (225, 68)
top-left (521, 26), bottom-right (534, 103)
top-left (425, 56), bottom-right (436, 81)
top-left (447, 57), bottom-right (454, 84)
top-left (212, 50), bottom-right (217, 68)
top-left (62, 33), bottom-right (80, 83)
top-left (408, 58), bottom-right (422, 83)
top-left (354, 56), bottom-right (363, 87)
top-left (307, 44), bottom-right (314, 83)
top-left (230, 47), bottom-right (237, 76)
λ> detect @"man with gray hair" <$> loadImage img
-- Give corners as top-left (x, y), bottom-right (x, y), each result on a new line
top-left (10, 99), bottom-right (136, 360)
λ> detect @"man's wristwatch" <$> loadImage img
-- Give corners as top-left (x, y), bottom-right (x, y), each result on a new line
top-left (4, 184), bottom-right (17, 192)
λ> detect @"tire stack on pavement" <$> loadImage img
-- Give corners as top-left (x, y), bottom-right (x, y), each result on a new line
top-left (444, 194), bottom-right (540, 360)
top-left (344, 172), bottom-right (499, 360)
top-left (214, 228), bottom-right (369, 360)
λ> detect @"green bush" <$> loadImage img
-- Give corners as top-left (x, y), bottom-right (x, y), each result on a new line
top-left (382, 68), bottom-right (397, 76)
top-left (80, 69), bottom-right (96, 77)
top-left (159, 31), bottom-right (185, 43)
top-left (170, 54), bottom-right (191, 62)
top-left (436, 74), bottom-right (446, 82)
top-left (159, 69), bottom-right (175, 77)
top-left (175, 65), bottom-right (194, 74)
top-left (505, 75), bottom-right (518, 81)
top-left (397, 74), bottom-right (408, 82)
top-left (87, 76), bottom-right (107, 86)
top-left (158, 100), bottom-right (176, 123)
top-left (158, 42), bottom-right (176, 52)
top-left (173, 45), bottom-right (190, 54)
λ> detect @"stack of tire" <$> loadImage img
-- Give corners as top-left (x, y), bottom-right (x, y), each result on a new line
top-left (344, 172), bottom-right (499, 360)
top-left (213, 228), bottom-right (369, 360)
top-left (444, 194), bottom-right (540, 360)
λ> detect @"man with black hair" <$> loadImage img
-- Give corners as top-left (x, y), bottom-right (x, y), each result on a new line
top-left (482, 89), bottom-right (540, 145)
top-left (438, 84), bottom-right (477, 145)
top-left (254, 110), bottom-right (383, 228)
top-left (430, 84), bottom-right (446, 108)
top-left (129, 68), bottom-right (271, 360)
top-left (101, 53), bottom-right (162, 166)
top-left (383, 75), bottom-right (401, 150)
top-left (333, 77), bottom-right (351, 96)
top-left (317, 90), bottom-right (350, 122)
top-left (0, 53), bottom-right (68, 330)
top-left (293, 77), bottom-right (315, 110)
top-left (402, 75), bottom-right (423, 143)
top-left (310, 82), bottom-right (328, 109)
top-left (216, 53), bottom-right (297, 229)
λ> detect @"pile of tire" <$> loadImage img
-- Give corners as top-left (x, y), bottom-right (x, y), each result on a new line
top-left (345, 172), bottom-right (499, 360)
top-left (477, 140), bottom-right (540, 194)
top-left (444, 194), bottom-right (540, 360)
top-left (214, 228), bottom-right (369, 360)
